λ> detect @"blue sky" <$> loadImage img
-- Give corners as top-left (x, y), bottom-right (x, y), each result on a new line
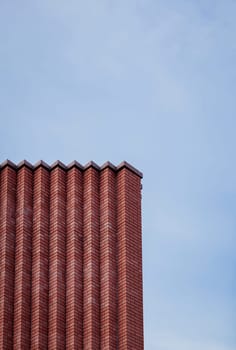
top-left (0, 1), bottom-right (235, 349)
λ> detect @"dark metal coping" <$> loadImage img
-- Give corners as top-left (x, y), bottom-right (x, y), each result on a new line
top-left (0, 160), bottom-right (143, 178)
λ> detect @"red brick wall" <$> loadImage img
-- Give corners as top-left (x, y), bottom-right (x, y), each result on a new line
top-left (0, 160), bottom-right (143, 350)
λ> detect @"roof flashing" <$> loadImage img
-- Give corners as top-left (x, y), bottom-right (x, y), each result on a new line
top-left (117, 161), bottom-right (143, 178)
top-left (0, 160), bottom-right (142, 177)
top-left (50, 160), bottom-right (67, 170)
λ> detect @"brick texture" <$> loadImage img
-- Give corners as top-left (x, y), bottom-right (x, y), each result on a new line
top-left (14, 166), bottom-right (33, 349)
top-left (100, 168), bottom-right (117, 350)
top-left (0, 167), bottom-right (16, 349)
top-left (66, 167), bottom-right (83, 349)
top-left (31, 166), bottom-right (50, 349)
top-left (48, 167), bottom-right (67, 349)
top-left (0, 160), bottom-right (143, 349)
top-left (117, 168), bottom-right (144, 350)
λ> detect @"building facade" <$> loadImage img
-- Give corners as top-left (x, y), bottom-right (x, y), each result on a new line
top-left (0, 160), bottom-right (143, 349)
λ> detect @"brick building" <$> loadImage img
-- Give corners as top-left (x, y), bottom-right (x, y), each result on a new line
top-left (0, 160), bottom-right (143, 349)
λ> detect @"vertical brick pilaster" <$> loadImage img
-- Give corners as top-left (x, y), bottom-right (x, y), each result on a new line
top-left (14, 166), bottom-right (33, 349)
top-left (48, 167), bottom-right (66, 349)
top-left (0, 166), bottom-right (16, 349)
top-left (117, 168), bottom-right (144, 350)
top-left (83, 167), bottom-right (100, 350)
top-left (66, 167), bottom-right (83, 349)
top-left (31, 166), bottom-right (50, 349)
top-left (100, 167), bottom-right (117, 350)
top-left (0, 160), bottom-right (144, 349)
